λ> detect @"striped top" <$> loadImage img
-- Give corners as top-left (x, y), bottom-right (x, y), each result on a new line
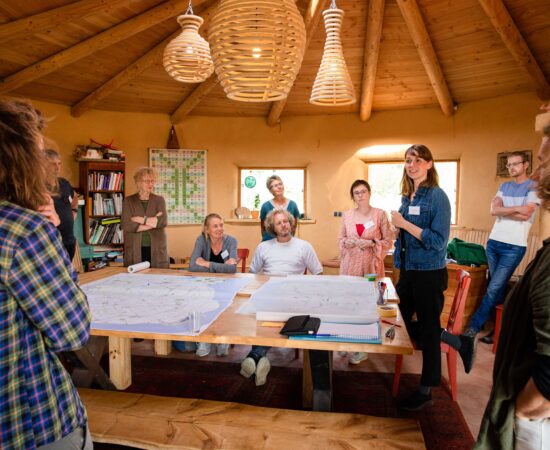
top-left (0, 201), bottom-right (91, 449)
top-left (490, 179), bottom-right (540, 246)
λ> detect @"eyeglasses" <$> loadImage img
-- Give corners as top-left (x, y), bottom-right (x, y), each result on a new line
top-left (353, 189), bottom-right (369, 196)
top-left (140, 179), bottom-right (156, 184)
top-left (506, 162), bottom-right (524, 168)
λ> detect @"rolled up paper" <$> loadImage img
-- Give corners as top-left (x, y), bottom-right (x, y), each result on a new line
top-left (127, 261), bottom-right (150, 273)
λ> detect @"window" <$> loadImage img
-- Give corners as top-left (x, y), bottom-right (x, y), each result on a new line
top-left (239, 168), bottom-right (306, 213)
top-left (366, 160), bottom-right (459, 224)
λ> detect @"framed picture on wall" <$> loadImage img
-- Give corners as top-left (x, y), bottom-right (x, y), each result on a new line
top-left (496, 150), bottom-right (532, 177)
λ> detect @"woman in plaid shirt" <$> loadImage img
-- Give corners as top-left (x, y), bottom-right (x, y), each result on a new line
top-left (0, 99), bottom-right (92, 449)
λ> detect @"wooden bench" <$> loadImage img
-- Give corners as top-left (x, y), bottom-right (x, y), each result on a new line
top-left (79, 388), bottom-right (425, 449)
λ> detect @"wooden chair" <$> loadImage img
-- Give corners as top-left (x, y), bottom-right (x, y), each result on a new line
top-left (237, 248), bottom-right (250, 273)
top-left (392, 269), bottom-right (472, 401)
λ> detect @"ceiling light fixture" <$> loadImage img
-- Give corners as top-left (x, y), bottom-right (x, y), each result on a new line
top-left (209, 0), bottom-right (306, 102)
top-left (163, 1), bottom-right (214, 83)
top-left (310, 0), bottom-right (356, 106)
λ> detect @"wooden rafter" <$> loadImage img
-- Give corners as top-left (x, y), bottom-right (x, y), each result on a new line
top-left (359, 0), bottom-right (385, 122)
top-left (72, 1), bottom-right (219, 117)
top-left (0, 0), bottom-right (134, 42)
top-left (170, 75), bottom-right (218, 124)
top-left (478, 0), bottom-right (550, 100)
top-left (0, 0), bottom-right (209, 95)
top-left (395, 0), bottom-right (454, 116)
top-left (266, 0), bottom-right (329, 127)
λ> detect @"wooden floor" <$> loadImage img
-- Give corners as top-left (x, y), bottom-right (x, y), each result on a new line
top-left (132, 335), bottom-right (495, 439)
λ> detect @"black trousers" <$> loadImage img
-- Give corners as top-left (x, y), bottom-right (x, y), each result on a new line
top-left (141, 246), bottom-right (151, 263)
top-left (396, 268), bottom-right (448, 387)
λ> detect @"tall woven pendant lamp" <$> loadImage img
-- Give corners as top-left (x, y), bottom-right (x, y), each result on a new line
top-left (310, 0), bottom-right (356, 106)
top-left (208, 0), bottom-right (306, 102)
top-left (163, 1), bottom-right (214, 83)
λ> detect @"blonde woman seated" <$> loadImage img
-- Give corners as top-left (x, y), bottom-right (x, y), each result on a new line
top-left (182, 213), bottom-right (237, 357)
top-left (338, 179), bottom-right (392, 365)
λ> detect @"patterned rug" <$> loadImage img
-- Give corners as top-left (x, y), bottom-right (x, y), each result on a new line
top-left (94, 355), bottom-right (474, 449)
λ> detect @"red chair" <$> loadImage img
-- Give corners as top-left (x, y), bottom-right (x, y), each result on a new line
top-left (492, 304), bottom-right (503, 354)
top-left (392, 269), bottom-right (472, 401)
top-left (237, 248), bottom-right (250, 273)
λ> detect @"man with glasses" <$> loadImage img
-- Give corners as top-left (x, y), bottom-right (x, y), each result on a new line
top-left (463, 151), bottom-right (540, 347)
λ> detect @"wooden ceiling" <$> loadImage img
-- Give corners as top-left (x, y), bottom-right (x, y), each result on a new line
top-left (0, 0), bottom-right (549, 125)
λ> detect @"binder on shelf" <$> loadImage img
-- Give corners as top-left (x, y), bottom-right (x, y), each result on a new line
top-left (289, 321), bottom-right (382, 344)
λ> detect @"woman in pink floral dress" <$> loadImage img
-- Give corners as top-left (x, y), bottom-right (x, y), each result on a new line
top-left (338, 179), bottom-right (393, 364)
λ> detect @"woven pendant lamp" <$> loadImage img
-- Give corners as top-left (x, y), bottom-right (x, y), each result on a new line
top-left (163, 1), bottom-right (214, 83)
top-left (208, 0), bottom-right (306, 102)
top-left (310, 1), bottom-right (356, 106)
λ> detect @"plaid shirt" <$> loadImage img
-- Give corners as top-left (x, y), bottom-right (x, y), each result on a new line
top-left (0, 201), bottom-right (91, 449)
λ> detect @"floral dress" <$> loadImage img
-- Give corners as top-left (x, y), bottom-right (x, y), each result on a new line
top-left (338, 208), bottom-right (392, 278)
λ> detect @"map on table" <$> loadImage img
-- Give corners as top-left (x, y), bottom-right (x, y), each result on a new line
top-left (81, 273), bottom-right (251, 335)
top-left (149, 148), bottom-right (207, 224)
top-left (238, 275), bottom-right (379, 324)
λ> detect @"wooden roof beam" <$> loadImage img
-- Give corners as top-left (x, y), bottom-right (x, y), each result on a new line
top-left (395, 0), bottom-right (454, 116)
top-left (0, 0), bottom-right (135, 42)
top-left (266, 0), bottom-right (329, 127)
top-left (359, 0), bottom-right (385, 122)
top-left (170, 75), bottom-right (219, 124)
top-left (71, 1), bottom-right (219, 117)
top-left (0, 0), bottom-right (209, 95)
top-left (478, 0), bottom-right (550, 100)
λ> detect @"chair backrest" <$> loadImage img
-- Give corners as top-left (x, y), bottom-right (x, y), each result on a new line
top-left (446, 269), bottom-right (472, 335)
top-left (237, 248), bottom-right (250, 273)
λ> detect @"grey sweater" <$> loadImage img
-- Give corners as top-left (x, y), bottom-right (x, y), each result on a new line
top-left (189, 234), bottom-right (238, 273)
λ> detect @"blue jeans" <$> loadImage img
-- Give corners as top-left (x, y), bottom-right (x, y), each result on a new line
top-left (248, 345), bottom-right (270, 359)
top-left (469, 239), bottom-right (526, 332)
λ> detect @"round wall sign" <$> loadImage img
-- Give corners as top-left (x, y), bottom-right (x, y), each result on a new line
top-left (244, 176), bottom-right (256, 188)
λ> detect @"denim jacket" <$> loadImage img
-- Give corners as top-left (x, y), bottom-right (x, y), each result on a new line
top-left (393, 186), bottom-right (451, 271)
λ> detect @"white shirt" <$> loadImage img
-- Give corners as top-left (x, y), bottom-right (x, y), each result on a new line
top-left (489, 179), bottom-right (540, 247)
top-left (249, 237), bottom-right (323, 276)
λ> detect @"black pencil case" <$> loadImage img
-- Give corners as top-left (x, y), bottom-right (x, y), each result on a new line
top-left (280, 315), bottom-right (321, 336)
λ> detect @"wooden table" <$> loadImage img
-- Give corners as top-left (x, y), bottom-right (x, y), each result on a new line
top-left (79, 268), bottom-right (412, 411)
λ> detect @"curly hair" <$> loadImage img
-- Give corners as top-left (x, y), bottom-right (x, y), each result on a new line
top-left (133, 167), bottom-right (157, 183)
top-left (0, 98), bottom-right (49, 210)
top-left (264, 209), bottom-right (295, 235)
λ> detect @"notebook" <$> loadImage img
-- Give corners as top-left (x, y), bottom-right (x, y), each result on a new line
top-left (289, 321), bottom-right (381, 344)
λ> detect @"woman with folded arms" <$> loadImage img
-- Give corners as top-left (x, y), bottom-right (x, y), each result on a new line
top-left (338, 179), bottom-right (392, 365)
top-left (122, 167), bottom-right (169, 269)
top-left (260, 175), bottom-right (300, 241)
top-left (180, 213), bottom-right (237, 357)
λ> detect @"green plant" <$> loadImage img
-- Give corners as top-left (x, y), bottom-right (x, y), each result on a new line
top-left (253, 193), bottom-right (260, 210)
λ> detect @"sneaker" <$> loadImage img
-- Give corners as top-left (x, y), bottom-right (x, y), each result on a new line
top-left (398, 390), bottom-right (433, 411)
top-left (459, 331), bottom-right (477, 374)
top-left (240, 357), bottom-right (256, 379)
top-left (480, 330), bottom-right (494, 345)
top-left (254, 356), bottom-right (271, 386)
top-left (337, 351), bottom-right (348, 357)
top-left (195, 342), bottom-right (211, 357)
top-left (216, 343), bottom-right (230, 357)
top-left (349, 352), bottom-right (368, 365)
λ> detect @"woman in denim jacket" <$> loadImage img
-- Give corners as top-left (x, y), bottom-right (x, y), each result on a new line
top-left (391, 144), bottom-right (451, 411)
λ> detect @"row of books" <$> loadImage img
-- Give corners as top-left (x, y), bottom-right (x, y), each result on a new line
top-left (89, 218), bottom-right (123, 245)
top-left (90, 193), bottom-right (123, 216)
top-left (88, 171), bottom-right (124, 191)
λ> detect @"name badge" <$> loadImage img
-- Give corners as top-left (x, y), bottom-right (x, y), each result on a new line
top-left (408, 206), bottom-right (420, 215)
top-left (221, 250), bottom-right (229, 259)
top-left (364, 220), bottom-right (375, 229)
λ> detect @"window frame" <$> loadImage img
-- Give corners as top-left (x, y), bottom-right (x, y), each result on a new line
top-left (364, 159), bottom-right (460, 225)
top-left (237, 166), bottom-right (308, 213)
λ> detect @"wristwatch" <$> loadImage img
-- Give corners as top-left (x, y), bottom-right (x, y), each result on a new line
top-left (143, 216), bottom-right (148, 225)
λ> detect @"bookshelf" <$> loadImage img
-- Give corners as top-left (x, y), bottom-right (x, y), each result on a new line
top-left (79, 160), bottom-right (125, 246)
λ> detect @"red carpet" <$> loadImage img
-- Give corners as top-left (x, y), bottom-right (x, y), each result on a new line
top-left (94, 355), bottom-right (474, 449)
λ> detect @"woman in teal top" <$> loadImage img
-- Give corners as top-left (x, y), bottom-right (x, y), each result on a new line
top-left (260, 175), bottom-right (300, 241)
